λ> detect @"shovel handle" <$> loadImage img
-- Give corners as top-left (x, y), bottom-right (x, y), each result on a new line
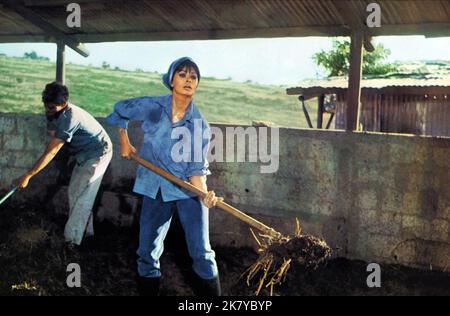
top-left (131, 154), bottom-right (281, 239)
top-left (0, 187), bottom-right (17, 206)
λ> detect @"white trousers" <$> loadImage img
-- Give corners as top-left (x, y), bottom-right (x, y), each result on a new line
top-left (65, 151), bottom-right (112, 245)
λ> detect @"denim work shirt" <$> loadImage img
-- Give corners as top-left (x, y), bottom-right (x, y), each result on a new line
top-left (47, 104), bottom-right (112, 165)
top-left (106, 94), bottom-right (211, 202)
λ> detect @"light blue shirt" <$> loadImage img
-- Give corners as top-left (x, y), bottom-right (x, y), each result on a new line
top-left (106, 94), bottom-right (211, 202)
top-left (47, 104), bottom-right (112, 164)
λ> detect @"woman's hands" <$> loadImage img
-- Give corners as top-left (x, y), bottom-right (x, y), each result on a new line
top-left (189, 175), bottom-right (223, 209)
top-left (118, 128), bottom-right (136, 160)
top-left (120, 142), bottom-right (137, 160)
top-left (203, 190), bottom-right (224, 209)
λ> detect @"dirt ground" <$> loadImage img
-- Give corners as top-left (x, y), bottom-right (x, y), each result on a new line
top-left (0, 202), bottom-right (449, 296)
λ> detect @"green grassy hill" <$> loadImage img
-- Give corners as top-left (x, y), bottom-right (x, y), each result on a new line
top-left (0, 56), bottom-right (316, 128)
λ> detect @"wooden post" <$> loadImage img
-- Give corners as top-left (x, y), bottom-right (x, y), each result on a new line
top-left (346, 30), bottom-right (364, 131)
top-left (56, 42), bottom-right (66, 84)
top-left (317, 94), bottom-right (325, 128)
top-left (299, 96), bottom-right (313, 128)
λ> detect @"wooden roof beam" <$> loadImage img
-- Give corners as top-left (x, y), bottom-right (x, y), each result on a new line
top-left (0, 0), bottom-right (89, 57)
top-left (0, 34), bottom-right (50, 42)
top-left (373, 23), bottom-right (450, 38)
top-left (65, 26), bottom-right (350, 43)
top-left (23, 0), bottom-right (99, 6)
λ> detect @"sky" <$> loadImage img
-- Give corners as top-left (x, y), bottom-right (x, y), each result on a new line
top-left (0, 36), bottom-right (449, 86)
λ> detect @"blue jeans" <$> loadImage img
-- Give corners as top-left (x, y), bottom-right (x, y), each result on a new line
top-left (137, 191), bottom-right (219, 280)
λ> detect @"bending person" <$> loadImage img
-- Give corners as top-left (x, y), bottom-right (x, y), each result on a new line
top-left (14, 82), bottom-right (113, 248)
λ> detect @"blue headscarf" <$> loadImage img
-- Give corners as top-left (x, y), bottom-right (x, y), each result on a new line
top-left (162, 57), bottom-right (200, 90)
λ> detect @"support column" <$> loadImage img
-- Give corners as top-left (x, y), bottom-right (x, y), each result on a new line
top-left (317, 94), bottom-right (325, 129)
top-left (56, 42), bottom-right (66, 84)
top-left (346, 30), bottom-right (364, 131)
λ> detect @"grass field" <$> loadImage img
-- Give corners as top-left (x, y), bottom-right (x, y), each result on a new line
top-left (0, 56), bottom-right (317, 127)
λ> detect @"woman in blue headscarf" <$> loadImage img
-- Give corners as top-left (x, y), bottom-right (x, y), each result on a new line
top-left (107, 57), bottom-right (222, 296)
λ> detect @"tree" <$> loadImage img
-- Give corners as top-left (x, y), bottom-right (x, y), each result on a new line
top-left (313, 40), bottom-right (398, 77)
top-left (24, 51), bottom-right (39, 60)
top-left (102, 61), bottom-right (110, 69)
top-left (23, 51), bottom-right (49, 61)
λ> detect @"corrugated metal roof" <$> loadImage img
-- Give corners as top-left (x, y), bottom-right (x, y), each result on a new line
top-left (291, 75), bottom-right (450, 89)
top-left (0, 0), bottom-right (449, 43)
top-left (287, 70), bottom-right (450, 96)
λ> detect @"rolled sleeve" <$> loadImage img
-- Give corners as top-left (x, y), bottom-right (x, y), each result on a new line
top-left (56, 120), bottom-right (80, 143)
top-left (106, 97), bottom-right (158, 129)
top-left (186, 126), bottom-right (212, 178)
top-left (106, 111), bottom-right (129, 129)
top-left (186, 164), bottom-right (211, 177)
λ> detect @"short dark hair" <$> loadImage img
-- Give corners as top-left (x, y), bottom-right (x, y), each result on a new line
top-left (174, 60), bottom-right (201, 81)
top-left (42, 82), bottom-right (69, 105)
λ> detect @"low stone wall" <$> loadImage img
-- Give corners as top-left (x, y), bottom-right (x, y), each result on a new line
top-left (0, 112), bottom-right (448, 270)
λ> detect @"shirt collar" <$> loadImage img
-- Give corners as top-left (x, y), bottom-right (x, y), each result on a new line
top-left (158, 94), bottom-right (194, 124)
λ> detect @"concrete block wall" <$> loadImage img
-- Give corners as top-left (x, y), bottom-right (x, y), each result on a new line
top-left (0, 112), bottom-right (448, 270)
top-left (206, 127), bottom-right (449, 270)
top-left (0, 113), bottom-right (62, 204)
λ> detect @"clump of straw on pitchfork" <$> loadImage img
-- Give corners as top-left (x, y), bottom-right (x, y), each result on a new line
top-left (245, 219), bottom-right (331, 296)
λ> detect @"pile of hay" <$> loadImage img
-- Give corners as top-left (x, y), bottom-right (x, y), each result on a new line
top-left (244, 219), bottom-right (332, 296)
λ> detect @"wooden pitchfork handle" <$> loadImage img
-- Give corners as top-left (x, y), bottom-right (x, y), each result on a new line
top-left (131, 154), bottom-right (282, 239)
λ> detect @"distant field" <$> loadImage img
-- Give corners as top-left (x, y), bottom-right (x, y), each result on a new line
top-left (0, 56), bottom-right (318, 128)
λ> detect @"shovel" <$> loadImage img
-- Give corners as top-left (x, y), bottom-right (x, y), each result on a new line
top-left (131, 154), bottom-right (281, 239)
top-left (0, 187), bottom-right (17, 206)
